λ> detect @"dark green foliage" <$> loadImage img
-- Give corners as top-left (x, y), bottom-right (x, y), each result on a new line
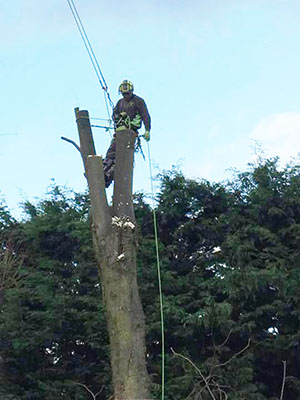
top-left (0, 187), bottom-right (110, 399)
top-left (147, 160), bottom-right (300, 399)
top-left (1, 159), bottom-right (300, 399)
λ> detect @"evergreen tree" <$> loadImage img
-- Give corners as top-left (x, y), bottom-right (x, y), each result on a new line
top-left (1, 158), bottom-right (300, 399)
top-left (0, 187), bottom-right (110, 399)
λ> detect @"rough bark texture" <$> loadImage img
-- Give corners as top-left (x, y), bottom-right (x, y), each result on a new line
top-left (75, 109), bottom-right (151, 400)
top-left (113, 130), bottom-right (136, 221)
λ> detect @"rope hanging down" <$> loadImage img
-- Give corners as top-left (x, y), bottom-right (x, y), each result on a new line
top-left (66, 0), bottom-right (114, 121)
top-left (147, 142), bottom-right (165, 400)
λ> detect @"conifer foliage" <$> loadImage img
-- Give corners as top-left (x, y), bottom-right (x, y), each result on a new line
top-left (1, 158), bottom-right (300, 399)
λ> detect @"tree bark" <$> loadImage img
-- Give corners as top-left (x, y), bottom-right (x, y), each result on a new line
top-left (74, 108), bottom-right (151, 400)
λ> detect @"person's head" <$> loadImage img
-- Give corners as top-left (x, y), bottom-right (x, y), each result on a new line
top-left (119, 80), bottom-right (134, 100)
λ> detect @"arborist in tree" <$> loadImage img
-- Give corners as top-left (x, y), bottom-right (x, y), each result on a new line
top-left (103, 80), bottom-right (151, 187)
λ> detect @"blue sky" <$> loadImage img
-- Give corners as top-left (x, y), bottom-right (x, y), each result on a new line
top-left (1, 0), bottom-right (300, 218)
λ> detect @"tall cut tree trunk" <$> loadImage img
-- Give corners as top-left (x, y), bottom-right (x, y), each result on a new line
top-left (74, 108), bottom-right (151, 400)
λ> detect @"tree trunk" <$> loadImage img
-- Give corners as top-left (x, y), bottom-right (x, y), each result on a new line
top-left (75, 109), bottom-right (151, 400)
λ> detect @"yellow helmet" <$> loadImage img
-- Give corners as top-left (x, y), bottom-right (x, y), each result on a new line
top-left (119, 80), bottom-right (134, 94)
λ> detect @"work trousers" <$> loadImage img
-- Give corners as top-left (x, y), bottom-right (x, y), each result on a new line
top-left (103, 130), bottom-right (137, 186)
top-left (103, 129), bottom-right (138, 171)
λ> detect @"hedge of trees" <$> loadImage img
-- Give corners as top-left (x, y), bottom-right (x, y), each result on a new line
top-left (1, 157), bottom-right (300, 399)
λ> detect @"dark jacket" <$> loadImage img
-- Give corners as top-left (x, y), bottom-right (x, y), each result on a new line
top-left (113, 94), bottom-right (151, 131)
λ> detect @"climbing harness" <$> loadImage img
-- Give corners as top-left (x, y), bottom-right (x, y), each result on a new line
top-left (147, 142), bottom-right (165, 400)
top-left (115, 113), bottom-right (132, 131)
top-left (114, 113), bottom-right (145, 158)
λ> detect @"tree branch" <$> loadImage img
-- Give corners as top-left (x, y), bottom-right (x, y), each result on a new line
top-left (0, 240), bottom-right (23, 293)
top-left (213, 339), bottom-right (251, 370)
top-left (216, 329), bottom-right (233, 349)
top-left (76, 383), bottom-right (104, 399)
top-left (61, 136), bottom-right (81, 153)
top-left (171, 347), bottom-right (217, 400)
top-left (174, 337), bottom-right (251, 400)
top-left (280, 360), bottom-right (287, 400)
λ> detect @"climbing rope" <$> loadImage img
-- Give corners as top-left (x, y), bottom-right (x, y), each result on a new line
top-left (90, 118), bottom-right (113, 135)
top-left (66, 0), bottom-right (114, 123)
top-left (147, 142), bottom-right (165, 400)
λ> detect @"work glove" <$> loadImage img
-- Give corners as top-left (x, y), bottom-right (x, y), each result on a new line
top-left (143, 131), bottom-right (150, 141)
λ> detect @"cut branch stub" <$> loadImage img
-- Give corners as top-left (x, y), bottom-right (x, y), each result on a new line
top-left (113, 129), bottom-right (136, 221)
top-left (61, 136), bottom-right (81, 153)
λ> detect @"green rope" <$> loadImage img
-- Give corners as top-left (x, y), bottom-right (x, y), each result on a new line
top-left (147, 142), bottom-right (165, 400)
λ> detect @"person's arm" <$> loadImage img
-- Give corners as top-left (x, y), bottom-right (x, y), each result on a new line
top-left (137, 98), bottom-right (151, 132)
top-left (112, 99), bottom-right (121, 122)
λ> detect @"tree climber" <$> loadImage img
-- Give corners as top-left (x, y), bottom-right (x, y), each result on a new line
top-left (103, 80), bottom-right (151, 188)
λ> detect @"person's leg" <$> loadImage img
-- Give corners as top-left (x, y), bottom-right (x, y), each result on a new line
top-left (103, 138), bottom-right (116, 187)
